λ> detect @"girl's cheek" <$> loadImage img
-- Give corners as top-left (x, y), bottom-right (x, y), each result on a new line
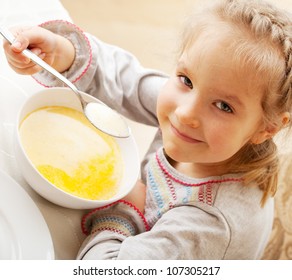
top-left (157, 90), bottom-right (172, 112)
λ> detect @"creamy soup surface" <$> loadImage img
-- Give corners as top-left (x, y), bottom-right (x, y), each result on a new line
top-left (19, 106), bottom-right (123, 200)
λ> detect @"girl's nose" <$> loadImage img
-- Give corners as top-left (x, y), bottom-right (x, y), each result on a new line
top-left (174, 101), bottom-right (200, 128)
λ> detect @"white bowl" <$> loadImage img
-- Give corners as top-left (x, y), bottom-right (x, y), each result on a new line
top-left (14, 88), bottom-right (140, 209)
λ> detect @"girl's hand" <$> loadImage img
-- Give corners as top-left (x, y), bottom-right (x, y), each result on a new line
top-left (2, 26), bottom-right (75, 75)
top-left (123, 180), bottom-right (146, 213)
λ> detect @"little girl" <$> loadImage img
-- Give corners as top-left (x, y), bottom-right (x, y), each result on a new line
top-left (3, 0), bottom-right (292, 259)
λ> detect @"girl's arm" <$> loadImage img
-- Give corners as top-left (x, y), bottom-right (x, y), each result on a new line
top-left (3, 21), bottom-right (168, 125)
top-left (32, 20), bottom-right (168, 126)
top-left (77, 202), bottom-right (231, 260)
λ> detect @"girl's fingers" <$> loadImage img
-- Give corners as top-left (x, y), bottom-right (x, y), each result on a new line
top-left (7, 60), bottom-right (43, 75)
top-left (5, 47), bottom-right (46, 74)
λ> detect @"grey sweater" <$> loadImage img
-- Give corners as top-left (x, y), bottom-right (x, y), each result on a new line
top-left (34, 20), bottom-right (274, 259)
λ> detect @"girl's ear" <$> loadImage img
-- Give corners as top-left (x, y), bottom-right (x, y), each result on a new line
top-left (251, 112), bottom-right (290, 145)
top-left (282, 112), bottom-right (291, 127)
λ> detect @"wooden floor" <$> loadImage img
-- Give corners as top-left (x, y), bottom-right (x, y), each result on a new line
top-left (60, 0), bottom-right (202, 73)
top-left (60, 0), bottom-right (291, 73)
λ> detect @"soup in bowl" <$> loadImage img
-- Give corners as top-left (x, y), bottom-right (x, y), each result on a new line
top-left (14, 88), bottom-right (140, 209)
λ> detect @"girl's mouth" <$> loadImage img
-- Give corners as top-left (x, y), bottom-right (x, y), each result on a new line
top-left (170, 124), bottom-right (202, 144)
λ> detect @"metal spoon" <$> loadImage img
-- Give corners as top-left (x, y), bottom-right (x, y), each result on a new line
top-left (0, 28), bottom-right (130, 138)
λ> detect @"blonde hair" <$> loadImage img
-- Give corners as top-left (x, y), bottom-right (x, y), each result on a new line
top-left (179, 0), bottom-right (292, 205)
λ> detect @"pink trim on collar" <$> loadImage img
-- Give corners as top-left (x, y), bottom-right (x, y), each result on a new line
top-left (155, 150), bottom-right (243, 187)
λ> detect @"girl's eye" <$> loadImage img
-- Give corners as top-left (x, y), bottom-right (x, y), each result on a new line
top-left (214, 101), bottom-right (233, 113)
top-left (179, 75), bottom-right (193, 89)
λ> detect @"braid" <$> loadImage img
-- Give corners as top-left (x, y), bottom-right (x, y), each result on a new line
top-left (260, 6), bottom-right (292, 112)
top-left (221, 0), bottom-right (292, 115)
top-left (281, 37), bottom-right (292, 112)
top-left (218, 0), bottom-right (292, 204)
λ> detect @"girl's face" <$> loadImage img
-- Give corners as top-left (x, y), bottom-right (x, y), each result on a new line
top-left (157, 30), bottom-right (270, 176)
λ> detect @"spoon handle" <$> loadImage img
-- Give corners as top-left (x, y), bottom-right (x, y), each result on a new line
top-left (0, 27), bottom-right (85, 107)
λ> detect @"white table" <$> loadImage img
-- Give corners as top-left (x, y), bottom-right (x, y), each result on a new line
top-left (1, 0), bottom-right (292, 262)
top-left (0, 0), bottom-right (87, 260)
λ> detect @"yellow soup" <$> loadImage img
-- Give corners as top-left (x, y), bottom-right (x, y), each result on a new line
top-left (19, 106), bottom-right (123, 200)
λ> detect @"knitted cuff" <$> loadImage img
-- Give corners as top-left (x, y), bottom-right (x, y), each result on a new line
top-left (82, 200), bottom-right (150, 237)
top-left (88, 214), bottom-right (137, 237)
top-left (33, 20), bottom-right (92, 87)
